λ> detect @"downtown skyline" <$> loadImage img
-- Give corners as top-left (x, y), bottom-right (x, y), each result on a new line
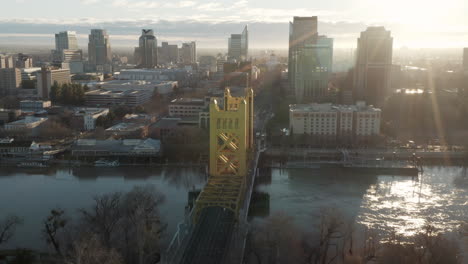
top-left (0, 0), bottom-right (467, 49)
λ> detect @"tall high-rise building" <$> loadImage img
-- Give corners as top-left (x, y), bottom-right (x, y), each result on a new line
top-left (55, 31), bottom-right (78, 51)
top-left (228, 26), bottom-right (248, 61)
top-left (180, 42), bottom-right (196, 64)
top-left (292, 36), bottom-right (333, 102)
top-left (0, 55), bottom-right (14, 69)
top-left (288, 16), bottom-right (332, 103)
top-left (134, 29), bottom-right (158, 68)
top-left (53, 31), bottom-right (82, 64)
top-left (463, 48), bottom-right (468, 72)
top-left (0, 68), bottom-right (21, 96)
top-left (159, 42), bottom-right (179, 65)
top-left (354, 27), bottom-right (393, 107)
top-left (288, 16), bottom-right (318, 89)
top-left (88, 29), bottom-right (112, 67)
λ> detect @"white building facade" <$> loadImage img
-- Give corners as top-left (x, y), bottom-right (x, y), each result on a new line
top-left (289, 102), bottom-right (381, 145)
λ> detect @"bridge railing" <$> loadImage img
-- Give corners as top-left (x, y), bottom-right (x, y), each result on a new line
top-left (163, 207), bottom-right (194, 264)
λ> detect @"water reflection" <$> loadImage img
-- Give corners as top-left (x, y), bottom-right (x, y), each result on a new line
top-left (257, 166), bottom-right (468, 240)
top-left (0, 167), bottom-right (206, 250)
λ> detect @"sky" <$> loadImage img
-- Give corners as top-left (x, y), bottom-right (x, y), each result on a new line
top-left (0, 0), bottom-right (467, 49)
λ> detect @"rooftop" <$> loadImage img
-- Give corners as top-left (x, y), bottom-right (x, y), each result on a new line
top-left (290, 102), bottom-right (381, 113)
top-left (170, 98), bottom-right (205, 105)
top-left (73, 138), bottom-right (161, 153)
top-left (105, 122), bottom-right (146, 132)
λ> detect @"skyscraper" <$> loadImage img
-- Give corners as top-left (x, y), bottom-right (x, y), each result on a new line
top-left (88, 29), bottom-right (112, 67)
top-left (288, 16), bottom-right (333, 103)
top-left (463, 48), bottom-right (468, 72)
top-left (52, 31), bottom-right (82, 63)
top-left (228, 26), bottom-right (248, 61)
top-left (354, 27), bottom-right (393, 107)
top-left (55, 31), bottom-right (78, 51)
top-left (134, 29), bottom-right (158, 68)
top-left (289, 17), bottom-right (318, 89)
top-left (292, 36), bottom-right (333, 102)
top-left (180, 42), bottom-right (196, 64)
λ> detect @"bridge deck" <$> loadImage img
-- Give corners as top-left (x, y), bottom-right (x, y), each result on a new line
top-left (180, 207), bottom-right (235, 264)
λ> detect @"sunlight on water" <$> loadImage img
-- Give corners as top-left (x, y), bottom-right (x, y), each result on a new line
top-left (357, 167), bottom-right (468, 238)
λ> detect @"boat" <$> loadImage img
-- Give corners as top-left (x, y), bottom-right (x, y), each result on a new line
top-left (94, 159), bottom-right (120, 167)
top-left (17, 161), bottom-right (48, 168)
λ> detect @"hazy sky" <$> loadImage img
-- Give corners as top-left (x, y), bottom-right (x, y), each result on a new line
top-left (1, 0), bottom-right (467, 49)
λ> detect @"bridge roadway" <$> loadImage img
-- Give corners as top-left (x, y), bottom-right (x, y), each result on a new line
top-left (174, 148), bottom-right (261, 264)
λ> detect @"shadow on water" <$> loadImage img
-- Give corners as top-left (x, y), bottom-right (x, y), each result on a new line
top-left (0, 166), bottom-right (207, 250)
top-left (250, 167), bottom-right (385, 231)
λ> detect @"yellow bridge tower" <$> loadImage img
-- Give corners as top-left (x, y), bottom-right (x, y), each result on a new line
top-left (194, 87), bottom-right (254, 221)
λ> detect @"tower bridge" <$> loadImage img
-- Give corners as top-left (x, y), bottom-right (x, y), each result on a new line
top-left (164, 88), bottom-right (257, 264)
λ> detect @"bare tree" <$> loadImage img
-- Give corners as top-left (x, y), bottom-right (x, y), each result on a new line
top-left (120, 185), bottom-right (166, 264)
top-left (247, 212), bottom-right (304, 264)
top-left (0, 215), bottom-right (23, 245)
top-left (67, 234), bottom-right (123, 264)
top-left (43, 208), bottom-right (67, 256)
top-left (79, 192), bottom-right (123, 248)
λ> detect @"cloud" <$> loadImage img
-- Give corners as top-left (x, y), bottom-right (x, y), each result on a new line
top-left (80, 0), bottom-right (100, 4)
top-left (111, 0), bottom-right (160, 9)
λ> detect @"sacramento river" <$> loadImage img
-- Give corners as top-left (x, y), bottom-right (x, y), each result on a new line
top-left (0, 166), bottom-right (467, 250)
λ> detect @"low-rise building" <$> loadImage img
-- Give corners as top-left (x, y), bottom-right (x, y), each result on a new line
top-left (4, 116), bottom-right (48, 131)
top-left (105, 122), bottom-right (149, 138)
top-left (86, 80), bottom-right (177, 95)
top-left (20, 100), bottom-right (51, 112)
top-left (71, 107), bottom-right (109, 131)
top-left (0, 138), bottom-right (33, 157)
top-left (85, 89), bottom-right (152, 107)
top-left (72, 138), bottom-right (161, 157)
top-left (0, 109), bottom-right (21, 126)
top-left (289, 101), bottom-right (381, 145)
top-left (36, 67), bottom-right (71, 99)
top-left (123, 114), bottom-right (157, 124)
top-left (0, 68), bottom-right (21, 96)
top-left (168, 98), bottom-right (208, 117)
top-left (114, 68), bottom-right (196, 87)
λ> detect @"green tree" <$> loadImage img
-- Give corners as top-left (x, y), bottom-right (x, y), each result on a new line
top-left (49, 81), bottom-right (61, 103)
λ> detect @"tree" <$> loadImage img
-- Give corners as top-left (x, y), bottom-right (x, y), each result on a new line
top-left (0, 215), bottom-right (23, 245)
top-left (50, 81), bottom-right (61, 103)
top-left (120, 185), bottom-right (166, 264)
top-left (246, 213), bottom-right (304, 264)
top-left (43, 208), bottom-right (67, 256)
top-left (67, 234), bottom-right (123, 264)
top-left (79, 192), bottom-right (123, 248)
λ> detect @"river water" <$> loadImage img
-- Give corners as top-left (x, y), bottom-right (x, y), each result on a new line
top-left (0, 166), bottom-right (467, 250)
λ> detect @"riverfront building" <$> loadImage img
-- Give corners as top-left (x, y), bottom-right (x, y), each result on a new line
top-left (289, 102), bottom-right (381, 145)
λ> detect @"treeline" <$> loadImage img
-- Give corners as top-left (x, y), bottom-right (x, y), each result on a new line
top-left (50, 82), bottom-right (89, 106)
top-left (0, 185), bottom-right (166, 264)
top-left (246, 209), bottom-right (465, 264)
